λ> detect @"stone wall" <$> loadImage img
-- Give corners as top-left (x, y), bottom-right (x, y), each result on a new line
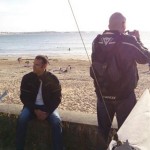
top-left (0, 104), bottom-right (117, 150)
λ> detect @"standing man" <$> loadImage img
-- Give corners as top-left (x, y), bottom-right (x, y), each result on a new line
top-left (16, 55), bottom-right (63, 150)
top-left (90, 12), bottom-right (150, 148)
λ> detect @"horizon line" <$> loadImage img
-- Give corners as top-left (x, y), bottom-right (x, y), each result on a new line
top-left (0, 30), bottom-right (150, 34)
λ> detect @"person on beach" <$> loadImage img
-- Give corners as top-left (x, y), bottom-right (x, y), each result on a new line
top-left (16, 55), bottom-right (63, 150)
top-left (90, 12), bottom-right (150, 149)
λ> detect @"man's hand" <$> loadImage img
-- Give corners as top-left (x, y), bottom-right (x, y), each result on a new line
top-left (126, 30), bottom-right (140, 39)
top-left (34, 109), bottom-right (48, 121)
top-left (128, 30), bottom-right (140, 39)
top-left (132, 30), bottom-right (140, 39)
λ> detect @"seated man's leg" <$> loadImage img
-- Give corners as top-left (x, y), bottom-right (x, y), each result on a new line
top-left (16, 107), bottom-right (34, 150)
top-left (47, 109), bottom-right (63, 150)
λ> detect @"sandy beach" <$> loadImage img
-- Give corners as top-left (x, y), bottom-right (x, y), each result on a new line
top-left (0, 57), bottom-right (150, 114)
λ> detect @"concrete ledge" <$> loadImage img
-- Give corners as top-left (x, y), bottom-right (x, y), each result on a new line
top-left (0, 104), bottom-right (117, 127)
top-left (0, 104), bottom-right (117, 150)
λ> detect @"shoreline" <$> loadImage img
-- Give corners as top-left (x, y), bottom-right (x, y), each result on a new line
top-left (0, 57), bottom-right (150, 114)
top-left (0, 54), bottom-right (90, 61)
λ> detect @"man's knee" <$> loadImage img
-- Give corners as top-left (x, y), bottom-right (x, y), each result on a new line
top-left (50, 118), bottom-right (62, 128)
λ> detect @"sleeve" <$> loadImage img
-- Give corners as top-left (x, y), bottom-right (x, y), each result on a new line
top-left (91, 35), bottom-right (100, 62)
top-left (131, 36), bottom-right (150, 64)
top-left (90, 35), bottom-right (101, 79)
top-left (44, 74), bottom-right (62, 114)
top-left (20, 75), bottom-right (35, 111)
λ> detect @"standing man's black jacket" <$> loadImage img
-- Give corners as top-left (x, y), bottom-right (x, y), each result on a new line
top-left (91, 30), bottom-right (150, 97)
top-left (20, 71), bottom-right (62, 114)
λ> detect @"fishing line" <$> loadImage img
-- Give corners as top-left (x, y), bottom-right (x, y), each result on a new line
top-left (67, 0), bottom-right (112, 125)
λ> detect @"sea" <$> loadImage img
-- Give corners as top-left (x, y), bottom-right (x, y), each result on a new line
top-left (0, 31), bottom-right (150, 60)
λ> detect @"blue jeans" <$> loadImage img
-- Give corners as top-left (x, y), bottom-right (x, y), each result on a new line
top-left (97, 91), bottom-right (136, 142)
top-left (16, 107), bottom-right (63, 150)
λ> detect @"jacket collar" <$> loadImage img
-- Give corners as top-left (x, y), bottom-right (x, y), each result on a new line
top-left (103, 30), bottom-right (121, 35)
top-left (32, 70), bottom-right (47, 80)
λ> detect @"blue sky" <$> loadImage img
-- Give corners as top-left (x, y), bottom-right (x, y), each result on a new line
top-left (0, 0), bottom-right (150, 32)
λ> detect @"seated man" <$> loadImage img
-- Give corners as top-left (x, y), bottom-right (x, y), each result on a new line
top-left (16, 55), bottom-right (63, 150)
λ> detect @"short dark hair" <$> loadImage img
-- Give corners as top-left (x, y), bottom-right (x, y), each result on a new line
top-left (35, 55), bottom-right (49, 65)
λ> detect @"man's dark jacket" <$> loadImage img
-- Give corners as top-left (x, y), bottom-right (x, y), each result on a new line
top-left (91, 30), bottom-right (150, 98)
top-left (20, 71), bottom-right (62, 114)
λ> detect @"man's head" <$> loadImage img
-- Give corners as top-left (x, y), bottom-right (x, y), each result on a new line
top-left (33, 55), bottom-right (49, 76)
top-left (108, 12), bottom-right (126, 33)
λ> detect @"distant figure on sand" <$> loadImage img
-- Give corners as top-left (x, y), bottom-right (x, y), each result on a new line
top-left (52, 65), bottom-right (71, 74)
top-left (90, 12), bottom-right (150, 149)
top-left (25, 60), bottom-right (30, 67)
top-left (60, 65), bottom-right (71, 73)
top-left (17, 57), bottom-right (22, 64)
top-left (16, 55), bottom-right (63, 150)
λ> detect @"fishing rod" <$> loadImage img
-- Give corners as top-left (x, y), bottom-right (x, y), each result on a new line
top-left (67, 0), bottom-right (112, 129)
